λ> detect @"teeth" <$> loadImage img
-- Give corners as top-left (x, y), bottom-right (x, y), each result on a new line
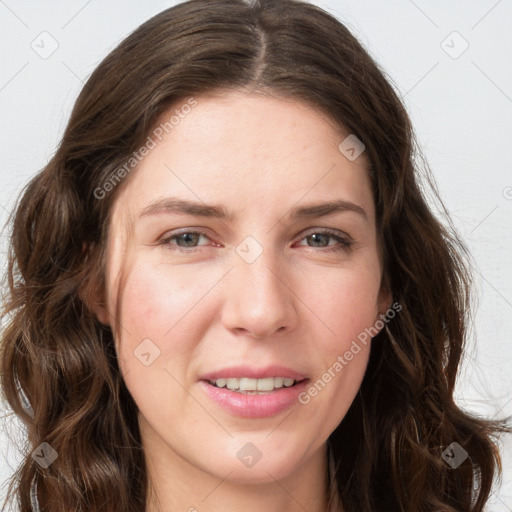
top-left (240, 378), bottom-right (258, 391)
top-left (209, 376), bottom-right (298, 392)
top-left (256, 377), bottom-right (275, 391)
top-left (273, 377), bottom-right (284, 388)
top-left (226, 378), bottom-right (239, 391)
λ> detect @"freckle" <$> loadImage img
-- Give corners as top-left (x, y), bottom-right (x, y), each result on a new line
top-left (144, 306), bottom-right (153, 321)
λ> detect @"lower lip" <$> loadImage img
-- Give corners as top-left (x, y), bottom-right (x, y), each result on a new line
top-left (199, 380), bottom-right (309, 418)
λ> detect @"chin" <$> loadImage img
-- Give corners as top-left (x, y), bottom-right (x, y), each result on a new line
top-left (202, 438), bottom-right (311, 483)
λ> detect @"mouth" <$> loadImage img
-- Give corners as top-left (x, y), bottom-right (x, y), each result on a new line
top-left (199, 367), bottom-right (310, 418)
top-left (206, 376), bottom-right (307, 394)
top-left (198, 365), bottom-right (309, 417)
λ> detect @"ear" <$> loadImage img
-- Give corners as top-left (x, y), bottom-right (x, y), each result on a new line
top-left (77, 242), bottom-right (111, 327)
top-left (377, 272), bottom-right (393, 317)
top-left (86, 292), bottom-right (111, 327)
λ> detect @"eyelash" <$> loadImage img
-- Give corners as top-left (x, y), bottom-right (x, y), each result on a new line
top-left (158, 228), bottom-right (353, 254)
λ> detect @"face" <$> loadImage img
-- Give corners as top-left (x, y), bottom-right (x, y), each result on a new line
top-left (97, 91), bottom-right (389, 485)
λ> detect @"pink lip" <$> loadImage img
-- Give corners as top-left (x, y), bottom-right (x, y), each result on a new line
top-left (199, 365), bottom-right (307, 381)
top-left (199, 379), bottom-right (309, 418)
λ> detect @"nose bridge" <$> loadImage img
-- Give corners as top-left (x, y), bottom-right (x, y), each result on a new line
top-left (221, 235), bottom-right (296, 338)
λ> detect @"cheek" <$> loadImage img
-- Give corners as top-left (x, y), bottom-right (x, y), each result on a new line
top-left (293, 264), bottom-right (380, 421)
top-left (113, 261), bottom-right (199, 380)
top-left (119, 258), bottom-right (205, 337)
top-left (303, 263), bottom-right (382, 353)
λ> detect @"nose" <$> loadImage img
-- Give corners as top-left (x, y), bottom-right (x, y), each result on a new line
top-left (221, 247), bottom-right (298, 339)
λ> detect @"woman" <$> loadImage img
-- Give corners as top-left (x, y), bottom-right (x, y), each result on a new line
top-left (0, 0), bottom-right (509, 510)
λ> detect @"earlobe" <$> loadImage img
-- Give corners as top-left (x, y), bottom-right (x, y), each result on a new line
top-left (377, 275), bottom-right (393, 317)
top-left (90, 298), bottom-right (111, 326)
top-left (378, 292), bottom-right (393, 317)
top-left (78, 280), bottom-right (111, 327)
top-left (77, 243), bottom-right (111, 327)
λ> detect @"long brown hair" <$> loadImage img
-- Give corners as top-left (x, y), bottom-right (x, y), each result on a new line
top-left (1, 0), bottom-right (510, 510)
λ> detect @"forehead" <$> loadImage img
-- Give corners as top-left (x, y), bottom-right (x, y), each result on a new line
top-left (152, 91), bottom-right (360, 166)
top-left (110, 91), bottom-right (374, 229)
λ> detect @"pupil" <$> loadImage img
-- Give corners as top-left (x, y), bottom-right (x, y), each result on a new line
top-left (310, 234), bottom-right (328, 247)
top-left (178, 233), bottom-right (199, 247)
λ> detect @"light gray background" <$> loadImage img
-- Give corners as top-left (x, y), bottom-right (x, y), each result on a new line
top-left (0, 1), bottom-right (511, 510)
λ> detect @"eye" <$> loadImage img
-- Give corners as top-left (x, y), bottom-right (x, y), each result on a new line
top-left (159, 230), bottom-right (213, 252)
top-left (294, 229), bottom-right (353, 253)
top-left (159, 228), bottom-right (353, 253)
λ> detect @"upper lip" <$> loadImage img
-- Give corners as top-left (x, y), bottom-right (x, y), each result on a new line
top-left (199, 365), bottom-right (308, 381)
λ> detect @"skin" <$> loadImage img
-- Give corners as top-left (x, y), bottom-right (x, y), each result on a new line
top-left (93, 90), bottom-right (391, 512)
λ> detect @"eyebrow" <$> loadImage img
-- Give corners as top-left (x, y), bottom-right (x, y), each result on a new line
top-left (138, 197), bottom-right (368, 221)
